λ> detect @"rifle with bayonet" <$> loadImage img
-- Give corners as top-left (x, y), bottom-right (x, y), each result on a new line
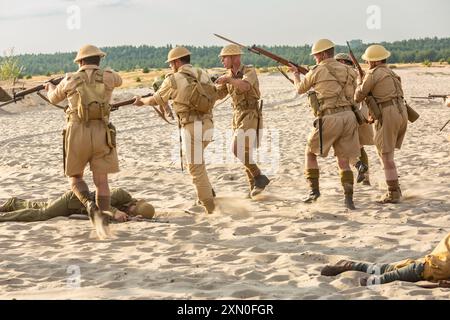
top-left (213, 33), bottom-right (309, 75)
top-left (111, 93), bottom-right (175, 125)
top-left (0, 76), bottom-right (64, 109)
top-left (346, 41), bottom-right (365, 79)
top-left (411, 94), bottom-right (448, 102)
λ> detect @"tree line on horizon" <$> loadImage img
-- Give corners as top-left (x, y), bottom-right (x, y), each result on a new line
top-left (2, 37), bottom-right (449, 77)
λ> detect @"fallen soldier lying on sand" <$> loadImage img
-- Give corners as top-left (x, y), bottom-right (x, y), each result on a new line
top-left (321, 232), bottom-right (450, 288)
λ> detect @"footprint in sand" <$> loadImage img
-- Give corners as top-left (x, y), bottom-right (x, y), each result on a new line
top-left (233, 226), bottom-right (258, 236)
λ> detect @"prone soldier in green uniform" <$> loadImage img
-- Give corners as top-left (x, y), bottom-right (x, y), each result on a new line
top-left (0, 188), bottom-right (154, 223)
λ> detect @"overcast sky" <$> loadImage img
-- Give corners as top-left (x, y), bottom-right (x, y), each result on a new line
top-left (0, 0), bottom-right (449, 55)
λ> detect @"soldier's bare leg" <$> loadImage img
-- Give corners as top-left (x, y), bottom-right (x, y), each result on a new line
top-left (70, 174), bottom-right (92, 210)
top-left (337, 157), bottom-right (356, 210)
top-left (92, 173), bottom-right (111, 213)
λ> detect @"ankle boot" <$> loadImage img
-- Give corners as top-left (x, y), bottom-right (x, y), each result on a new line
top-left (303, 169), bottom-right (320, 203)
top-left (321, 260), bottom-right (357, 276)
top-left (378, 180), bottom-right (401, 204)
top-left (341, 170), bottom-right (356, 210)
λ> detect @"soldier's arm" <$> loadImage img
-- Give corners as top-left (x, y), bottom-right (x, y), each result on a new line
top-left (105, 69), bottom-right (123, 88)
top-left (216, 76), bottom-right (251, 93)
top-left (215, 84), bottom-right (229, 100)
top-left (47, 76), bottom-right (70, 104)
top-left (294, 71), bottom-right (314, 95)
top-left (135, 77), bottom-right (172, 107)
top-left (354, 73), bottom-right (374, 103)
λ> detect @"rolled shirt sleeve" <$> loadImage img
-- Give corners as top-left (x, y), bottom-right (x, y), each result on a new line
top-left (153, 77), bottom-right (173, 107)
top-left (47, 77), bottom-right (70, 104)
top-left (295, 71), bottom-right (314, 95)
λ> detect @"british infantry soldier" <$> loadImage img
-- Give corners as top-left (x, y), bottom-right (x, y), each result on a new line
top-left (43, 44), bottom-right (123, 230)
top-left (288, 39), bottom-right (360, 209)
top-left (215, 44), bottom-right (270, 198)
top-left (335, 53), bottom-right (373, 185)
top-left (133, 47), bottom-right (217, 214)
top-left (0, 188), bottom-right (155, 223)
top-left (321, 232), bottom-right (450, 287)
top-left (354, 45), bottom-right (408, 204)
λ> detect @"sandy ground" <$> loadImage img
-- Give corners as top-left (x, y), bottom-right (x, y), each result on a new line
top-left (0, 66), bottom-right (449, 299)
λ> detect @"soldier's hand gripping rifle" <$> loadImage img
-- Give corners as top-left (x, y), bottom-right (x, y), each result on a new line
top-left (110, 93), bottom-right (153, 111)
top-left (0, 76), bottom-right (64, 109)
top-left (213, 34), bottom-right (309, 76)
top-left (112, 93), bottom-right (175, 125)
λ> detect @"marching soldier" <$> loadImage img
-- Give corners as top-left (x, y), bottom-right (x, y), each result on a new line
top-left (335, 53), bottom-right (373, 185)
top-left (133, 47), bottom-right (217, 214)
top-left (215, 44), bottom-right (270, 198)
top-left (43, 44), bottom-right (123, 232)
top-left (0, 188), bottom-right (155, 223)
top-left (321, 232), bottom-right (450, 287)
top-left (354, 45), bottom-right (408, 204)
top-left (289, 39), bottom-right (360, 209)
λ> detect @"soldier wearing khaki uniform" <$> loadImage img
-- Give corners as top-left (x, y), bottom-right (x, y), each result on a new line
top-left (134, 47), bottom-right (217, 214)
top-left (289, 39), bottom-right (360, 209)
top-left (0, 188), bottom-right (155, 222)
top-left (335, 53), bottom-right (373, 185)
top-left (215, 44), bottom-right (270, 197)
top-left (321, 232), bottom-right (450, 287)
top-left (354, 45), bottom-right (408, 204)
top-left (44, 44), bottom-right (123, 232)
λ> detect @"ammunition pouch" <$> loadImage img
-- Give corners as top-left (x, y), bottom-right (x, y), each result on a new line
top-left (405, 101), bottom-right (420, 123)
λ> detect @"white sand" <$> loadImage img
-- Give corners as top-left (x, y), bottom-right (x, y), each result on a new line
top-left (0, 66), bottom-right (450, 299)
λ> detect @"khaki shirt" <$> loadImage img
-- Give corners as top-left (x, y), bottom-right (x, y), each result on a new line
top-left (354, 64), bottom-right (404, 103)
top-left (48, 65), bottom-right (122, 112)
top-left (216, 64), bottom-right (260, 112)
top-left (295, 58), bottom-right (357, 111)
top-left (153, 64), bottom-right (213, 115)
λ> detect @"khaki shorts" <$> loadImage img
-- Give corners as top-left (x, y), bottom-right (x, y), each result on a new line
top-left (65, 120), bottom-right (119, 176)
top-left (358, 123), bottom-right (374, 146)
top-left (307, 110), bottom-right (360, 159)
top-left (374, 102), bottom-right (408, 154)
top-left (232, 110), bottom-right (262, 149)
top-left (232, 109), bottom-right (262, 131)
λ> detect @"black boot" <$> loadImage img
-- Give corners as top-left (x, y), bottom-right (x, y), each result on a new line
top-left (341, 171), bottom-right (356, 210)
top-left (355, 160), bottom-right (368, 184)
top-left (250, 174), bottom-right (270, 197)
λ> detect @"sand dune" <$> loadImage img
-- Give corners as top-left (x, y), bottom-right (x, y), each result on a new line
top-left (0, 66), bottom-right (449, 299)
